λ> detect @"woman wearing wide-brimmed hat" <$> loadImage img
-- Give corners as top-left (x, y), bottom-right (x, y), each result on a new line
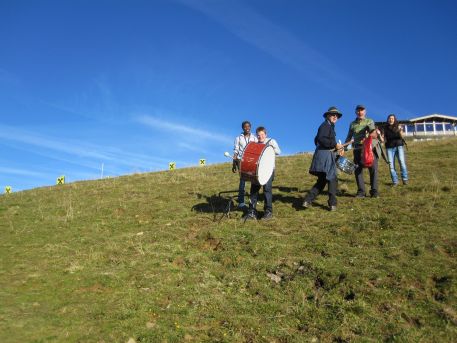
top-left (302, 106), bottom-right (344, 211)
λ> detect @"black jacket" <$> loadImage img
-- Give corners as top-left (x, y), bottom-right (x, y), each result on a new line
top-left (310, 120), bottom-right (338, 181)
top-left (314, 120), bottom-right (337, 149)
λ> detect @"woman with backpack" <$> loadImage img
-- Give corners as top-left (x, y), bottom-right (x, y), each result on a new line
top-left (382, 114), bottom-right (409, 186)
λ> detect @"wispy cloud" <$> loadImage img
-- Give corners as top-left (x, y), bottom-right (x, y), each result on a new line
top-left (178, 0), bottom-right (412, 115)
top-left (0, 125), bottom-right (111, 160)
top-left (136, 114), bottom-right (232, 145)
top-left (0, 166), bottom-right (46, 178)
top-left (177, 141), bottom-right (208, 154)
top-left (0, 125), bottom-right (168, 172)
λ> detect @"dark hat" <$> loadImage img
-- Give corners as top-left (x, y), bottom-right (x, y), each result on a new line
top-left (355, 104), bottom-right (366, 110)
top-left (323, 106), bottom-right (342, 118)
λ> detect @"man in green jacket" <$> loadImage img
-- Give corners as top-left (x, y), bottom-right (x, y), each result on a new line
top-left (345, 105), bottom-right (380, 198)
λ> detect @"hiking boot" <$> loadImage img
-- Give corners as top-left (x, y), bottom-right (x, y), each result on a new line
top-left (242, 211), bottom-right (256, 221)
top-left (392, 183), bottom-right (398, 187)
top-left (371, 193), bottom-right (379, 198)
top-left (402, 180), bottom-right (408, 185)
top-left (329, 205), bottom-right (337, 212)
top-left (302, 200), bottom-right (311, 208)
top-left (355, 193), bottom-right (366, 198)
top-left (261, 211), bottom-right (273, 220)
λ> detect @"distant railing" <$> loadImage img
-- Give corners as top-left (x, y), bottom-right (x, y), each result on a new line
top-left (401, 122), bottom-right (457, 137)
top-left (403, 130), bottom-right (456, 137)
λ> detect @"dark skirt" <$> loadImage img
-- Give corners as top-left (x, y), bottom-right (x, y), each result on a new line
top-left (309, 149), bottom-right (337, 181)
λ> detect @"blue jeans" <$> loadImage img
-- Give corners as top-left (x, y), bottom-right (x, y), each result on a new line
top-left (238, 178), bottom-right (246, 204)
top-left (387, 146), bottom-right (408, 184)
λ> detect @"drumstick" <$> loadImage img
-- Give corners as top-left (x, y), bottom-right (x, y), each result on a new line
top-left (224, 152), bottom-right (235, 159)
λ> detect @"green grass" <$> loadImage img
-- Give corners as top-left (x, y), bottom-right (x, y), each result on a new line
top-left (1, 138), bottom-right (456, 342)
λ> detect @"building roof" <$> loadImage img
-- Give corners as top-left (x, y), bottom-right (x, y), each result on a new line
top-left (409, 114), bottom-right (457, 123)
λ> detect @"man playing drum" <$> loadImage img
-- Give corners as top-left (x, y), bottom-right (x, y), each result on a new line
top-left (233, 121), bottom-right (257, 209)
top-left (303, 107), bottom-right (344, 211)
top-left (243, 126), bottom-right (281, 221)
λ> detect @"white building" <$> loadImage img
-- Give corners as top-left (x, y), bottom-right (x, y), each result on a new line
top-left (403, 114), bottom-right (457, 137)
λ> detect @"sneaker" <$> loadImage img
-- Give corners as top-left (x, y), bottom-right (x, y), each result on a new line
top-left (237, 203), bottom-right (247, 209)
top-left (329, 205), bottom-right (337, 212)
top-left (402, 180), bottom-right (408, 185)
top-left (355, 193), bottom-right (366, 198)
top-left (302, 200), bottom-right (311, 208)
top-left (261, 211), bottom-right (273, 220)
top-left (370, 193), bottom-right (379, 198)
top-left (242, 211), bottom-right (256, 221)
top-left (392, 183), bottom-right (398, 187)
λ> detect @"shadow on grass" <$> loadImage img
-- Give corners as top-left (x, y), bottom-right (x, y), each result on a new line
top-left (192, 193), bottom-right (235, 214)
top-left (272, 186), bottom-right (300, 193)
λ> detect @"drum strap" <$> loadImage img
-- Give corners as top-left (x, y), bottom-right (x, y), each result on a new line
top-left (243, 134), bottom-right (252, 146)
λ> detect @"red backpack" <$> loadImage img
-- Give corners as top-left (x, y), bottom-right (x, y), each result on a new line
top-left (362, 136), bottom-right (374, 167)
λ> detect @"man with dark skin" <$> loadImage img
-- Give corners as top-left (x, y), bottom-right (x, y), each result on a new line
top-left (233, 121), bottom-right (257, 208)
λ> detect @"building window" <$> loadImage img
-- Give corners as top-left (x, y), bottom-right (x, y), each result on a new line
top-left (407, 124), bottom-right (415, 132)
top-left (445, 123), bottom-right (453, 131)
top-left (416, 124), bottom-right (425, 132)
top-left (436, 123), bottom-right (444, 131)
top-left (426, 124), bottom-right (434, 132)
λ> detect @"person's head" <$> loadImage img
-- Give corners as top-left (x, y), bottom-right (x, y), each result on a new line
top-left (355, 105), bottom-right (366, 119)
top-left (324, 106), bottom-right (342, 124)
top-left (256, 126), bottom-right (267, 142)
top-left (241, 121), bottom-right (252, 134)
top-left (387, 114), bottom-right (398, 126)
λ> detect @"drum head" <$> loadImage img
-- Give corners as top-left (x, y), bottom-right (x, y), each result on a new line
top-left (257, 145), bottom-right (275, 185)
top-left (336, 156), bottom-right (356, 174)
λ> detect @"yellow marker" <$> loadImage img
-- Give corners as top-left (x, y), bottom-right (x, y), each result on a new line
top-left (169, 162), bottom-right (176, 170)
top-left (57, 175), bottom-right (65, 185)
top-left (5, 186), bottom-right (12, 194)
top-left (199, 159), bottom-right (206, 166)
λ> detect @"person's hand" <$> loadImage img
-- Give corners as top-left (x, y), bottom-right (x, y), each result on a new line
top-left (335, 143), bottom-right (343, 151)
top-left (232, 160), bottom-right (238, 173)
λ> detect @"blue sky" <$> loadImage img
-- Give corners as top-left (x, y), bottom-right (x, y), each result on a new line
top-left (1, 0), bottom-right (456, 191)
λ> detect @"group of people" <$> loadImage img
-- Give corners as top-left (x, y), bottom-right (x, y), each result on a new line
top-left (232, 104), bottom-right (409, 219)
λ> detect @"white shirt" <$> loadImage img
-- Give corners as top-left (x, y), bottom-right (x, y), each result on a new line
top-left (233, 133), bottom-right (258, 159)
top-left (261, 138), bottom-right (281, 169)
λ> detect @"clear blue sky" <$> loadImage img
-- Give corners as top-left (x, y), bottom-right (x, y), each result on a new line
top-left (1, 0), bottom-right (456, 191)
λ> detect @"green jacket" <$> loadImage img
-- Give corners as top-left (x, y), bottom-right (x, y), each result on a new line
top-left (345, 117), bottom-right (375, 147)
top-left (346, 117), bottom-right (388, 163)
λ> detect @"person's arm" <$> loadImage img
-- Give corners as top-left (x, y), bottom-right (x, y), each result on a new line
top-left (269, 139), bottom-right (281, 155)
top-left (367, 119), bottom-right (376, 132)
top-left (232, 136), bottom-right (240, 172)
top-left (378, 128), bottom-right (384, 143)
top-left (233, 136), bottom-right (240, 159)
top-left (344, 124), bottom-right (353, 144)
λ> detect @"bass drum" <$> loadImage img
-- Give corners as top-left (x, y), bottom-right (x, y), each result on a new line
top-left (240, 142), bottom-right (275, 185)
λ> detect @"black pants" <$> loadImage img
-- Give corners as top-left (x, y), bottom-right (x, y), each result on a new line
top-left (249, 172), bottom-right (274, 213)
top-left (304, 172), bottom-right (337, 206)
top-left (353, 149), bottom-right (378, 196)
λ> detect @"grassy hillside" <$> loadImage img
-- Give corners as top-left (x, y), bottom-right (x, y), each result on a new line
top-left (1, 138), bottom-right (456, 342)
